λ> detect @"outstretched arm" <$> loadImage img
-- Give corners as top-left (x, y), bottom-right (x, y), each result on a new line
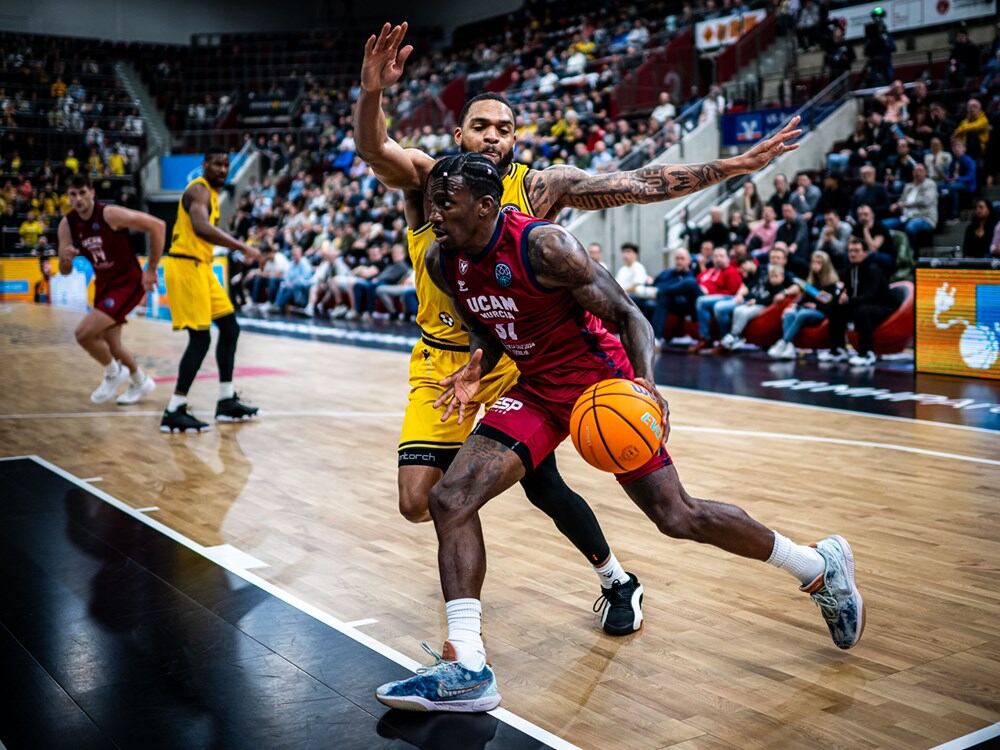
top-left (525, 116), bottom-right (803, 218)
top-left (354, 22), bottom-right (435, 191)
top-left (184, 183), bottom-right (259, 260)
top-left (104, 205), bottom-right (165, 267)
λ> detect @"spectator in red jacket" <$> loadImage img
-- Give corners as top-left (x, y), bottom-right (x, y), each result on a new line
top-left (690, 246), bottom-right (745, 351)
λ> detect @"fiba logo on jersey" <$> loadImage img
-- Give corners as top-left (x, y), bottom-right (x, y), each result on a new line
top-left (494, 262), bottom-right (513, 288)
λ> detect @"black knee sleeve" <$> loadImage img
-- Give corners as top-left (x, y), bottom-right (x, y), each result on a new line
top-left (519, 453), bottom-right (611, 565)
top-left (214, 313), bottom-right (240, 383)
top-left (176, 328), bottom-right (212, 395)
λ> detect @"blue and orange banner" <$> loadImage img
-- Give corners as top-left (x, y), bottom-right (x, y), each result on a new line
top-left (916, 266), bottom-right (1000, 380)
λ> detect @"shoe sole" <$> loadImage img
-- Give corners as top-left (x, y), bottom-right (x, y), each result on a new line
top-left (829, 534), bottom-right (866, 649)
top-left (601, 585), bottom-right (644, 636)
top-left (116, 381), bottom-right (157, 405)
top-left (215, 413), bottom-right (259, 422)
top-left (375, 692), bottom-right (501, 713)
top-left (159, 425), bottom-right (211, 433)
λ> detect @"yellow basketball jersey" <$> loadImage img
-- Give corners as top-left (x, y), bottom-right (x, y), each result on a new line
top-left (170, 176), bottom-right (219, 263)
top-left (408, 162), bottom-right (533, 346)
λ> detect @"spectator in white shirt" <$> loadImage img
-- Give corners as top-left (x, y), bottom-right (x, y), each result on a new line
top-left (923, 137), bottom-right (952, 182)
top-left (651, 91), bottom-right (677, 124)
top-left (588, 242), bottom-right (609, 270)
top-left (615, 243), bottom-right (650, 293)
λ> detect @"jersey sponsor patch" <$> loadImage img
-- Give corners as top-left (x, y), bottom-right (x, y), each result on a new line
top-left (103, 297), bottom-right (116, 309)
top-left (439, 312), bottom-right (455, 327)
top-left (489, 396), bottom-right (523, 414)
top-left (494, 262), bottom-right (513, 288)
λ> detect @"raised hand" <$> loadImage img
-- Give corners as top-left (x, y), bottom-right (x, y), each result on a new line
top-left (361, 22), bottom-right (414, 92)
top-left (740, 116), bottom-right (803, 172)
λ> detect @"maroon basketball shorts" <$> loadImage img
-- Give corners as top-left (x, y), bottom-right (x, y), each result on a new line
top-left (94, 277), bottom-right (145, 325)
top-left (475, 375), bottom-right (672, 484)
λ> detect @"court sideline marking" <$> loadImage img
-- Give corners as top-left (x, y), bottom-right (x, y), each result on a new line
top-left (1, 411), bottom-right (997, 467)
top-left (930, 721), bottom-right (1000, 750)
top-left (0, 454), bottom-right (579, 750)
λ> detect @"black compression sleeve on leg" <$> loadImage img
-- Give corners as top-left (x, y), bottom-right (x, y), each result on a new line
top-left (176, 328), bottom-right (211, 395)
top-left (519, 452), bottom-right (611, 565)
top-left (214, 313), bottom-right (240, 383)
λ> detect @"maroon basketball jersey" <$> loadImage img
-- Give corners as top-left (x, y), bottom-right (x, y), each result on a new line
top-left (439, 209), bottom-right (630, 388)
top-left (66, 202), bottom-right (141, 295)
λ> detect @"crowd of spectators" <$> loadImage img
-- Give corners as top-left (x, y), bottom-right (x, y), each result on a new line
top-left (226, 0), bottom-right (749, 318)
top-left (609, 26), bottom-right (999, 366)
top-left (1, 34), bottom-right (144, 253)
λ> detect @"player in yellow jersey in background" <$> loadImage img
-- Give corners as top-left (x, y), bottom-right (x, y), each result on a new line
top-left (356, 22), bottom-right (802, 637)
top-left (160, 147), bottom-right (262, 433)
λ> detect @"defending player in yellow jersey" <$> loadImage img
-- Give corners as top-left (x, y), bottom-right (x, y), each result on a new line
top-left (356, 22), bottom-right (800, 638)
top-left (398, 163), bottom-right (530, 472)
top-left (160, 148), bottom-right (262, 434)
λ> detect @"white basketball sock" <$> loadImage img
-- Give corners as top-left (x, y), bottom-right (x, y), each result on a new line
top-left (167, 394), bottom-right (187, 412)
top-left (445, 598), bottom-right (486, 671)
top-left (105, 359), bottom-right (121, 377)
top-left (130, 367), bottom-right (145, 385)
top-left (219, 382), bottom-right (235, 400)
top-left (594, 552), bottom-right (630, 589)
top-left (766, 531), bottom-right (826, 585)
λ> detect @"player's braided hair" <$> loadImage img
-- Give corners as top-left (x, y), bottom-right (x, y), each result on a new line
top-left (429, 153), bottom-right (503, 204)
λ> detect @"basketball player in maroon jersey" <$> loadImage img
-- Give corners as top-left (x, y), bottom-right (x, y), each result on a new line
top-left (58, 175), bottom-right (164, 405)
top-left (375, 155), bottom-right (865, 712)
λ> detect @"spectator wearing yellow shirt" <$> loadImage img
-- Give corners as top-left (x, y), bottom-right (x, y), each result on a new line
top-left (87, 148), bottom-right (103, 175)
top-left (108, 149), bottom-right (127, 176)
top-left (19, 211), bottom-right (45, 248)
top-left (64, 149), bottom-right (80, 174)
top-left (59, 193), bottom-right (72, 215)
top-left (953, 98), bottom-right (989, 155)
top-left (50, 77), bottom-right (67, 98)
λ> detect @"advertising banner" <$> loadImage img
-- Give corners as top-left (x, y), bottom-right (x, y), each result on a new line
top-left (721, 106), bottom-right (798, 147)
top-left (695, 9), bottom-right (768, 50)
top-left (916, 264), bottom-right (1000, 380)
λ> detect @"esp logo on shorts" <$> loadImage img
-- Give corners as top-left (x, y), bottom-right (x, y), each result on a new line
top-left (489, 397), bottom-right (523, 414)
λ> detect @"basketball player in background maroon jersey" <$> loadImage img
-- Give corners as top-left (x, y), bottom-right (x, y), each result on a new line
top-left (58, 175), bottom-right (164, 405)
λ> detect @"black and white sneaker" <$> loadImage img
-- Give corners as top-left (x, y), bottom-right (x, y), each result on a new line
top-left (593, 572), bottom-right (644, 635)
top-left (215, 393), bottom-right (259, 422)
top-left (160, 404), bottom-right (210, 433)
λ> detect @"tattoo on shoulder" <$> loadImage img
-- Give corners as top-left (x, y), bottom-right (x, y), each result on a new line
top-left (528, 226), bottom-right (592, 286)
top-left (530, 161), bottom-right (729, 213)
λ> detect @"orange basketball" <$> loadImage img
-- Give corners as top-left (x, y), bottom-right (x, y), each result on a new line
top-left (569, 378), bottom-right (664, 473)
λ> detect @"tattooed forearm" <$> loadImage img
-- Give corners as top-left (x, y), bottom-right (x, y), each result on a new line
top-left (526, 161), bottom-right (734, 216)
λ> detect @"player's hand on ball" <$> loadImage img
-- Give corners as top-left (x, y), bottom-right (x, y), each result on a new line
top-left (361, 22), bottom-right (414, 92)
top-left (435, 349), bottom-right (484, 424)
top-left (634, 377), bottom-right (670, 445)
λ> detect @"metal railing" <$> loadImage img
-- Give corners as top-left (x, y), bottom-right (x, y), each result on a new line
top-left (618, 99), bottom-right (704, 171)
top-left (663, 72), bottom-right (851, 238)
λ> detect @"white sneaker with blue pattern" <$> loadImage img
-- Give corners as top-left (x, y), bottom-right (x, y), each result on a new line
top-left (802, 535), bottom-right (866, 649)
top-left (376, 642), bottom-right (501, 712)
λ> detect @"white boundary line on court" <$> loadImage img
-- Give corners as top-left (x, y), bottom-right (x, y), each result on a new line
top-left (0, 410), bottom-right (403, 421)
top-left (929, 721), bottom-right (1000, 750)
top-left (7, 454), bottom-right (579, 750)
top-left (659, 383), bottom-right (999, 436)
top-left (2, 411), bottom-right (996, 467)
top-left (672, 425), bottom-right (1000, 467)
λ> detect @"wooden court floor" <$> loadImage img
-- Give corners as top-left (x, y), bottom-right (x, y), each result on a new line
top-left (1, 302), bottom-right (998, 750)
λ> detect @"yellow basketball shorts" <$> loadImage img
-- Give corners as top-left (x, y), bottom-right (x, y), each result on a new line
top-left (398, 338), bottom-right (519, 469)
top-left (163, 255), bottom-right (234, 331)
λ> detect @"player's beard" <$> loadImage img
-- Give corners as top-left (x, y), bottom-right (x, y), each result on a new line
top-left (464, 145), bottom-right (514, 176)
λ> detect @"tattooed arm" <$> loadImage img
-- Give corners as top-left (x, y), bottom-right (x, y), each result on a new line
top-left (529, 226), bottom-right (657, 384)
top-left (525, 116), bottom-right (803, 219)
top-left (425, 242), bottom-right (505, 378)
